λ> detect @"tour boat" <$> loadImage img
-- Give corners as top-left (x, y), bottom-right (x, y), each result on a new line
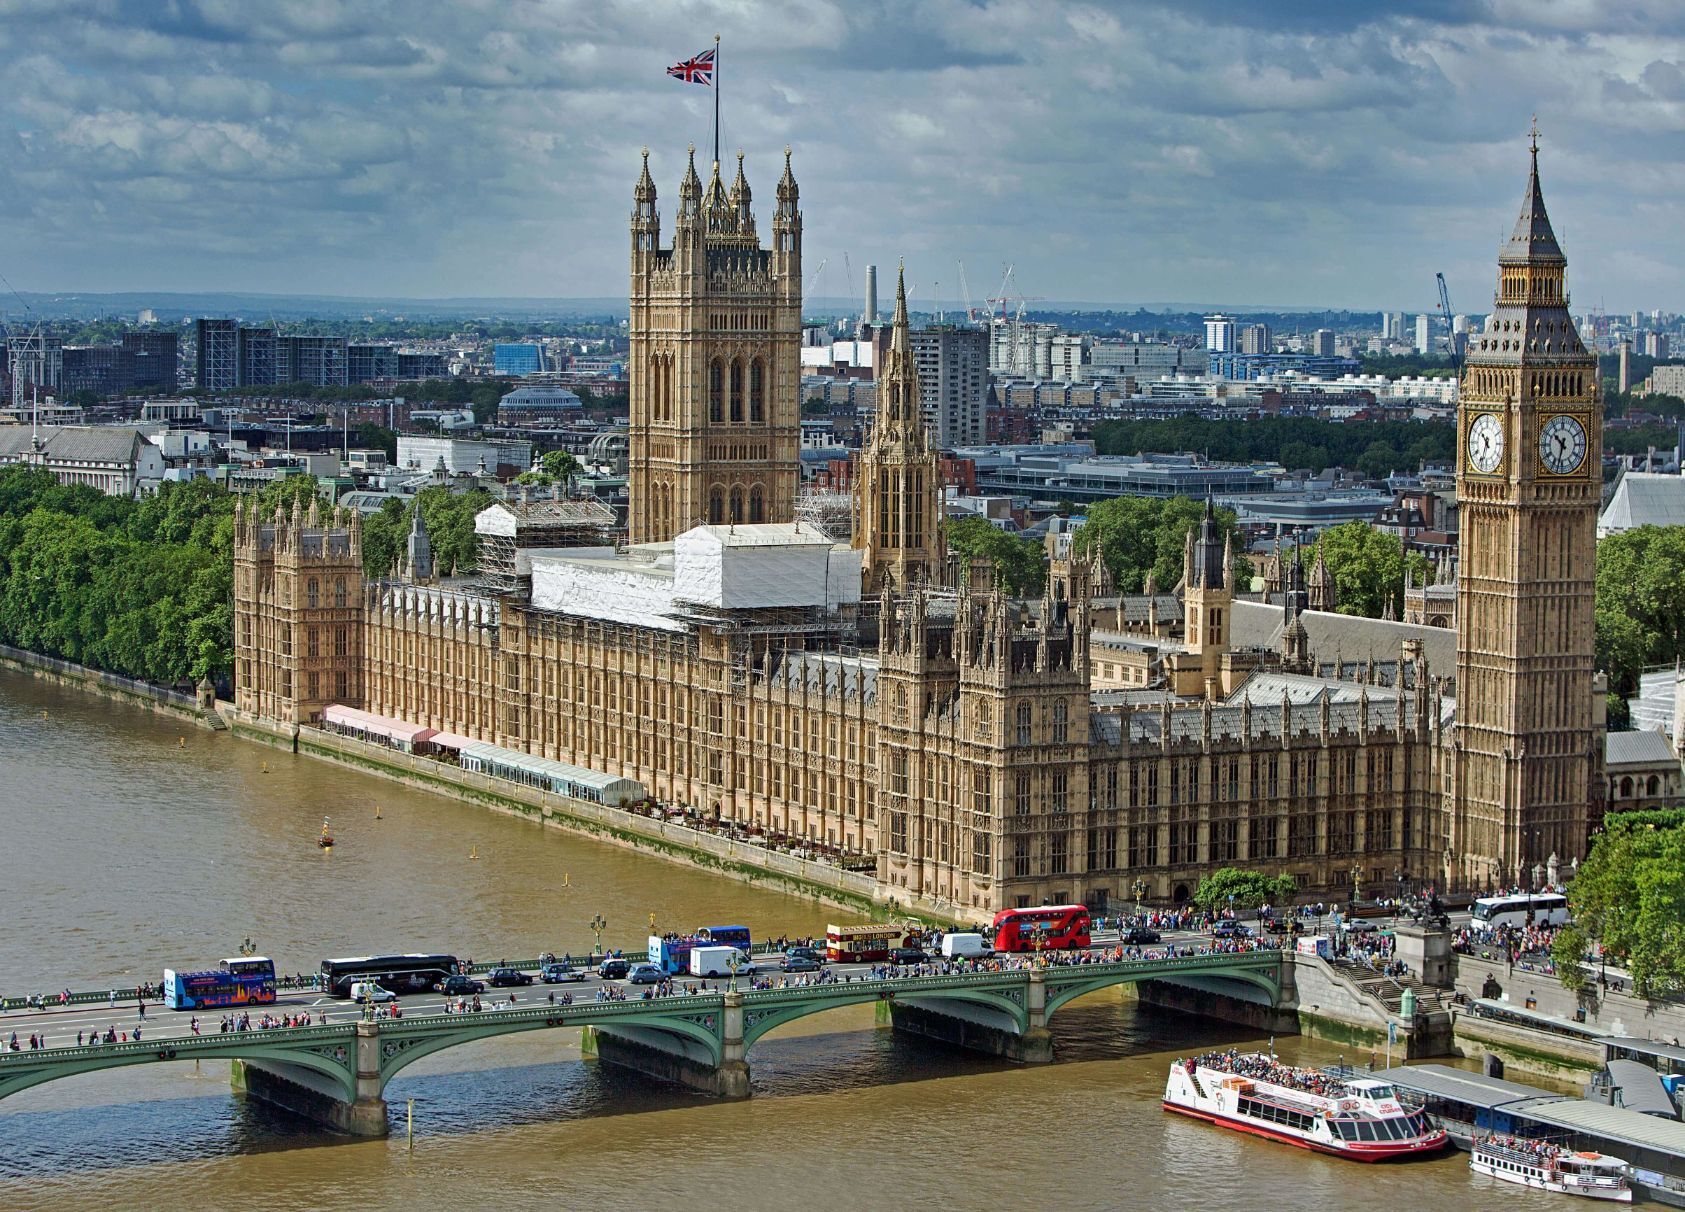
top-left (1471, 1136), bottom-right (1632, 1202)
top-left (1163, 1050), bottom-right (1449, 1161)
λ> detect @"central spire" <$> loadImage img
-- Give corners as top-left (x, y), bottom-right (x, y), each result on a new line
top-left (890, 258), bottom-right (910, 354)
top-left (1501, 120), bottom-right (1564, 266)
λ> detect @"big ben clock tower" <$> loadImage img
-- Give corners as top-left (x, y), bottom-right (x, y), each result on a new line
top-left (1452, 125), bottom-right (1603, 891)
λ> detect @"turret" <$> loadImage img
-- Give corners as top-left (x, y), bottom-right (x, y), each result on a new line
top-left (772, 145), bottom-right (800, 276)
top-left (632, 146), bottom-right (659, 254)
top-left (728, 149), bottom-right (754, 234)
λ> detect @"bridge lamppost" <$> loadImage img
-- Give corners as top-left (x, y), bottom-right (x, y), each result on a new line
top-left (590, 914), bottom-right (607, 961)
top-left (1349, 864), bottom-right (1361, 912)
top-left (1131, 879), bottom-right (1147, 922)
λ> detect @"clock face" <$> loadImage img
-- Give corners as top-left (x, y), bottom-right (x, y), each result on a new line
top-left (1538, 414), bottom-right (1587, 475)
top-left (1468, 413), bottom-right (1505, 475)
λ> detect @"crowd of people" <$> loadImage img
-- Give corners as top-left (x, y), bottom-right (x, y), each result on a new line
top-left (1452, 922), bottom-right (1560, 974)
top-left (1183, 1048), bottom-right (1349, 1099)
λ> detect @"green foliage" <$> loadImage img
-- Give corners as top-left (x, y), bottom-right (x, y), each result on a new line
top-left (1603, 423), bottom-right (1682, 455)
top-left (360, 488), bottom-right (493, 578)
top-left (354, 422), bottom-right (398, 461)
top-left (944, 516), bottom-right (1047, 596)
top-left (1594, 526), bottom-right (1685, 697)
top-left (1554, 808), bottom-right (1685, 998)
top-left (540, 450), bottom-right (581, 482)
top-left (1192, 867), bottom-right (1297, 912)
top-left (1306, 521), bottom-right (1432, 619)
top-left (1356, 353), bottom-right (1459, 378)
top-left (0, 467), bottom-right (233, 683)
top-left (1075, 495), bottom-right (1244, 593)
top-left (1605, 692), bottom-right (1632, 731)
top-left (1091, 414), bottom-right (1454, 476)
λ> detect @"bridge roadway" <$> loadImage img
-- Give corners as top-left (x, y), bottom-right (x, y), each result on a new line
top-left (0, 935), bottom-right (1287, 1138)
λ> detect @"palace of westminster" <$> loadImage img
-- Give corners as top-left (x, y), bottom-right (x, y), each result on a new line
top-left (233, 135), bottom-right (1619, 915)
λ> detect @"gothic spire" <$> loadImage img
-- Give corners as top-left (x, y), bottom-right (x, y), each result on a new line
top-left (1501, 118), bottom-right (1564, 266)
top-left (777, 145), bottom-right (797, 204)
top-left (730, 149), bottom-right (750, 209)
top-left (890, 259), bottom-right (910, 354)
top-left (680, 144), bottom-right (702, 205)
top-left (634, 146), bottom-right (656, 205)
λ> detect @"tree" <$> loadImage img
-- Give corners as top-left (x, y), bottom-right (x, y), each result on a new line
top-left (1192, 867), bottom-right (1298, 913)
top-left (1552, 808), bottom-right (1685, 998)
top-left (541, 450), bottom-right (581, 484)
top-left (1075, 495), bottom-right (1245, 593)
top-left (1305, 521), bottom-right (1431, 619)
top-left (944, 516), bottom-right (1046, 596)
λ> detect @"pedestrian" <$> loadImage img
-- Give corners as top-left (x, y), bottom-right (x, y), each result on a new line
top-left (137, 999), bottom-right (146, 1020)
top-left (108, 990), bottom-right (115, 1009)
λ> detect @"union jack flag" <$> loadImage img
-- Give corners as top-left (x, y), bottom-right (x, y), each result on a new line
top-left (667, 47), bottom-right (715, 86)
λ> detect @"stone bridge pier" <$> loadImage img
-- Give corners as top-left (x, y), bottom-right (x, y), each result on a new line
top-left (886, 970), bottom-right (1053, 1063)
top-left (581, 991), bottom-right (750, 1099)
top-left (232, 1021), bottom-right (389, 1137)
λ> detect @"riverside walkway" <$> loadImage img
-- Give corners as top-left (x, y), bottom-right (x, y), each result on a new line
top-left (0, 947), bottom-right (1285, 1136)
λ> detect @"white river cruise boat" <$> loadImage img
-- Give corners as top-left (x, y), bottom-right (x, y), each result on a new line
top-left (1471, 1136), bottom-right (1632, 1202)
top-left (1163, 1050), bottom-right (1449, 1161)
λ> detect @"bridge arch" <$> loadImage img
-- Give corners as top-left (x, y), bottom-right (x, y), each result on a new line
top-left (0, 1034), bottom-right (360, 1107)
top-left (376, 1006), bottom-right (725, 1087)
top-left (740, 982), bottom-right (1030, 1051)
top-left (1042, 957), bottom-right (1282, 1022)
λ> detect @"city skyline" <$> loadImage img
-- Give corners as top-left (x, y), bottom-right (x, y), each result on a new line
top-left (2, 2), bottom-right (1683, 312)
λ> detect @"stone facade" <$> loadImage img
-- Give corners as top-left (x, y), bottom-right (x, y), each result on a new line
top-left (233, 141), bottom-right (1614, 914)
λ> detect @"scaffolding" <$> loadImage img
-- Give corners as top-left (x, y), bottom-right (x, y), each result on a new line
top-left (796, 487), bottom-right (854, 543)
top-left (474, 496), bottom-right (619, 593)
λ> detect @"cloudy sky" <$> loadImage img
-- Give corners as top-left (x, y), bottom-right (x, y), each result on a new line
top-left (3, 0), bottom-right (1683, 312)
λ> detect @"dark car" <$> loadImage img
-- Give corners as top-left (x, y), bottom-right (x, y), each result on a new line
top-left (627, 963), bottom-right (664, 985)
top-left (888, 948), bottom-right (928, 965)
top-left (598, 958), bottom-right (631, 980)
top-left (780, 954), bottom-right (822, 972)
top-left (1121, 926), bottom-right (1161, 945)
top-left (434, 974), bottom-right (485, 996)
top-left (786, 946), bottom-right (825, 965)
top-left (539, 963), bottom-right (587, 983)
top-left (1257, 916), bottom-right (1289, 934)
top-left (1210, 921), bottom-right (1252, 939)
top-left (486, 967), bottom-right (534, 987)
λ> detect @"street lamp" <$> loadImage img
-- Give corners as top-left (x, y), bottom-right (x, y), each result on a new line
top-left (1032, 921), bottom-right (1049, 967)
top-left (1131, 878), bottom-right (1147, 922)
top-left (590, 914), bottom-right (607, 960)
top-left (1349, 864), bottom-right (1361, 911)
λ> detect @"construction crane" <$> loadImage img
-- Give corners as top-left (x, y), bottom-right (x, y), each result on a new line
top-left (1435, 271), bottom-right (1462, 371)
top-left (957, 261), bottom-right (976, 323)
top-left (803, 257), bottom-right (827, 299)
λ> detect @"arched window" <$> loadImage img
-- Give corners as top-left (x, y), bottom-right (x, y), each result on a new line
top-left (306, 577), bottom-right (320, 608)
top-left (748, 484), bottom-right (765, 523)
top-left (750, 359), bottom-right (765, 422)
top-left (1619, 776), bottom-right (1633, 798)
top-left (730, 358), bottom-right (745, 422)
top-left (709, 359), bottom-right (724, 423)
top-left (1015, 703), bottom-right (1032, 746)
top-left (730, 487), bottom-right (745, 524)
top-left (334, 577), bottom-right (347, 607)
top-left (708, 487), bottom-right (725, 525)
top-left (1647, 774), bottom-right (1660, 796)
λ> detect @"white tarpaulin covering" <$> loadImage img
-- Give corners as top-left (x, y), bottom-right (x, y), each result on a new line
top-left (530, 547), bottom-right (681, 631)
top-left (673, 524), bottom-right (849, 609)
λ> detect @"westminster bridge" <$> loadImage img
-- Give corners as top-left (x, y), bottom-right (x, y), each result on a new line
top-left (0, 950), bottom-right (1287, 1136)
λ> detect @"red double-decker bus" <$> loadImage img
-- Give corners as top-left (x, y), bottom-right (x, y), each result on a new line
top-left (991, 905), bottom-right (1092, 952)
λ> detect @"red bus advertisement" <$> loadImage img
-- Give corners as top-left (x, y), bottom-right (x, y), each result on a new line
top-left (825, 923), bottom-right (915, 963)
top-left (991, 905), bottom-right (1091, 952)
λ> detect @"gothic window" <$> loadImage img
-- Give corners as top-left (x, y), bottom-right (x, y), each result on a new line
top-left (306, 578), bottom-right (319, 608)
top-left (973, 826), bottom-right (991, 873)
top-left (750, 358), bottom-right (765, 422)
top-left (749, 484), bottom-right (764, 523)
top-left (1049, 830), bottom-right (1069, 875)
top-left (730, 487), bottom-right (745, 524)
top-left (1013, 835), bottom-right (1031, 878)
top-left (334, 577), bottom-right (347, 607)
top-left (708, 487), bottom-right (725, 525)
top-left (1051, 701), bottom-right (1068, 743)
top-left (709, 360), bottom-right (724, 423)
top-left (1015, 702), bottom-right (1032, 745)
top-left (730, 358), bottom-right (745, 422)
top-left (972, 767), bottom-right (990, 813)
top-left (1051, 771), bottom-right (1069, 812)
top-left (1015, 772), bottom-right (1031, 815)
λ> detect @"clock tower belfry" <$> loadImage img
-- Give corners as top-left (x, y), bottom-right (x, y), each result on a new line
top-left (1452, 126), bottom-right (1603, 890)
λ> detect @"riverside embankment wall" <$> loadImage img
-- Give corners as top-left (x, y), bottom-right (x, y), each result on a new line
top-left (0, 643), bottom-right (217, 728)
top-left (225, 709), bottom-right (973, 928)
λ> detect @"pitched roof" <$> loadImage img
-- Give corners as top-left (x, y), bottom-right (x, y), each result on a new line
top-left (1230, 599), bottom-right (1456, 673)
top-left (1500, 144), bottom-right (1565, 266)
top-left (1604, 728), bottom-right (1679, 767)
top-left (1598, 472), bottom-right (1685, 534)
top-left (0, 425), bottom-right (149, 463)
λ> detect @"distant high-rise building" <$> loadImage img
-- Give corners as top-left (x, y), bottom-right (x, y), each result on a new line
top-left (1452, 314), bottom-right (1469, 335)
top-left (1311, 328), bottom-right (1335, 357)
top-left (121, 331), bottom-right (177, 392)
top-left (61, 344), bottom-right (133, 396)
top-left (1618, 340), bottom-right (1632, 394)
top-left (279, 336), bottom-right (349, 387)
top-left (1380, 312), bottom-right (1397, 340)
top-left (237, 326), bottom-right (278, 387)
top-left (348, 344), bottom-right (398, 384)
top-left (196, 318), bottom-right (238, 392)
top-left (1391, 311), bottom-right (1406, 342)
top-left (493, 343), bottom-right (545, 376)
top-left (1645, 332), bottom-right (1670, 359)
top-left (1204, 314), bottom-right (1236, 353)
top-left (1414, 313), bottom-right (1432, 355)
top-left (911, 324), bottom-right (988, 447)
top-left (1049, 333), bottom-right (1088, 381)
top-left (1239, 323), bottom-right (1272, 355)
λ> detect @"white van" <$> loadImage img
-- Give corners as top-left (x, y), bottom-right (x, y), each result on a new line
top-left (348, 981), bottom-right (397, 1003)
top-left (689, 946), bottom-right (756, 978)
top-left (940, 933), bottom-right (992, 960)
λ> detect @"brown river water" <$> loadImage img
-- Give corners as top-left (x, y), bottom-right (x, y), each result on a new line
top-left (0, 668), bottom-right (1564, 1210)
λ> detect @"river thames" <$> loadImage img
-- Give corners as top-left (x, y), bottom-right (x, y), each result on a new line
top-left (0, 668), bottom-right (1565, 1210)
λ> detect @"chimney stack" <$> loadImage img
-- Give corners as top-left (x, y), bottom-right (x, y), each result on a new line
top-left (865, 264), bottom-right (879, 327)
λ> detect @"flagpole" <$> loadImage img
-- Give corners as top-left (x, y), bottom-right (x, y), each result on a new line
top-left (713, 33), bottom-right (721, 166)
